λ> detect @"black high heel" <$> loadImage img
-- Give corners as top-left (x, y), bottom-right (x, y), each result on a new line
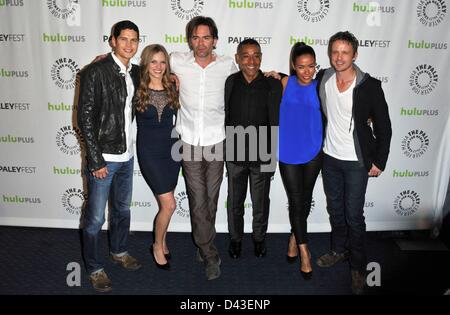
top-left (164, 252), bottom-right (172, 260)
top-left (286, 235), bottom-right (298, 264)
top-left (300, 250), bottom-right (312, 280)
top-left (150, 245), bottom-right (170, 270)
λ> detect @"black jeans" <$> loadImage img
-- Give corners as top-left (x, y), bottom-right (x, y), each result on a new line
top-left (279, 152), bottom-right (323, 244)
top-left (226, 162), bottom-right (273, 243)
top-left (322, 154), bottom-right (369, 272)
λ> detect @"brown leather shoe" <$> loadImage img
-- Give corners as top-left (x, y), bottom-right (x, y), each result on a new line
top-left (89, 270), bottom-right (112, 293)
top-left (111, 254), bottom-right (142, 271)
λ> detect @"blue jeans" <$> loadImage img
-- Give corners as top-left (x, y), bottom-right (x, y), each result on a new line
top-left (322, 154), bottom-right (368, 272)
top-left (82, 158), bottom-right (134, 274)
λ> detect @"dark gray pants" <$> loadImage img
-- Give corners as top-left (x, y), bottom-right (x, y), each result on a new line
top-left (226, 162), bottom-right (272, 243)
top-left (182, 141), bottom-right (224, 263)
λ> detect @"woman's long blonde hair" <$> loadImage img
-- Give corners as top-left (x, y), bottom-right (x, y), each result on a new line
top-left (135, 44), bottom-right (179, 112)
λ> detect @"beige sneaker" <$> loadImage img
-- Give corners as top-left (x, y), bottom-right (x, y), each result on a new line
top-left (89, 270), bottom-right (112, 293)
top-left (111, 253), bottom-right (142, 271)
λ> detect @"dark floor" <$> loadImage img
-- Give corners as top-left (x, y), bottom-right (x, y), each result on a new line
top-left (0, 226), bottom-right (448, 297)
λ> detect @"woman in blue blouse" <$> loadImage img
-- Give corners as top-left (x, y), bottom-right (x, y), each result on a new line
top-left (279, 42), bottom-right (323, 280)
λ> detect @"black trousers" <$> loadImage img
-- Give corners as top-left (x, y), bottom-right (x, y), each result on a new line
top-left (279, 152), bottom-right (323, 244)
top-left (226, 162), bottom-right (273, 243)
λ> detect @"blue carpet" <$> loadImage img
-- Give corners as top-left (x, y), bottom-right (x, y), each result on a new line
top-left (0, 226), bottom-right (448, 295)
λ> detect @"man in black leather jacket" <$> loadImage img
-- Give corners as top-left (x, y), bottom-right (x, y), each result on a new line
top-left (77, 20), bottom-right (141, 293)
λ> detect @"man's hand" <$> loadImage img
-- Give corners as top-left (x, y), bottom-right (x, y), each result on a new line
top-left (92, 166), bottom-right (108, 179)
top-left (263, 71), bottom-right (281, 80)
top-left (170, 73), bottom-right (180, 91)
top-left (368, 164), bottom-right (382, 177)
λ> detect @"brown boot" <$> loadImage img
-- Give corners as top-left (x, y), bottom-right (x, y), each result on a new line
top-left (89, 270), bottom-right (112, 293)
top-left (111, 253), bottom-right (142, 271)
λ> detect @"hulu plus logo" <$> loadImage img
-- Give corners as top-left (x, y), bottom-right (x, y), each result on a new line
top-left (400, 107), bottom-right (438, 117)
top-left (102, 0), bottom-right (147, 7)
top-left (43, 33), bottom-right (85, 43)
top-left (0, 134), bottom-right (34, 144)
top-left (48, 102), bottom-right (76, 111)
top-left (0, 68), bottom-right (28, 78)
top-left (53, 166), bottom-right (81, 176)
top-left (164, 34), bottom-right (187, 44)
top-left (3, 194), bottom-right (41, 204)
top-left (228, 0), bottom-right (274, 9)
top-left (0, 0), bottom-right (24, 6)
top-left (407, 39), bottom-right (447, 49)
top-left (392, 169), bottom-right (429, 178)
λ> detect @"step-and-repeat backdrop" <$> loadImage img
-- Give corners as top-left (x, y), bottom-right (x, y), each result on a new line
top-left (1, 0), bottom-right (449, 233)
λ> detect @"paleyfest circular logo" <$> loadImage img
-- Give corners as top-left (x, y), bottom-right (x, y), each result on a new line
top-left (417, 0), bottom-right (447, 27)
top-left (47, 0), bottom-right (79, 19)
top-left (297, 0), bottom-right (330, 22)
top-left (401, 129), bottom-right (429, 159)
top-left (51, 57), bottom-right (80, 90)
top-left (56, 125), bottom-right (83, 156)
top-left (62, 188), bottom-right (86, 216)
top-left (171, 0), bottom-right (204, 20)
top-left (175, 191), bottom-right (190, 219)
top-left (409, 64), bottom-right (438, 95)
top-left (393, 190), bottom-right (420, 216)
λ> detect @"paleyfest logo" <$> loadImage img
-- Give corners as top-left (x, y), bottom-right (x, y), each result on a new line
top-left (297, 0), bottom-right (330, 22)
top-left (62, 188), bottom-right (86, 216)
top-left (417, 0), bottom-right (447, 27)
top-left (56, 125), bottom-right (83, 156)
top-left (175, 191), bottom-right (190, 219)
top-left (171, 0), bottom-right (204, 21)
top-left (51, 57), bottom-right (80, 90)
top-left (401, 129), bottom-right (430, 159)
top-left (47, 0), bottom-right (80, 26)
top-left (393, 190), bottom-right (420, 217)
top-left (409, 64), bottom-right (438, 95)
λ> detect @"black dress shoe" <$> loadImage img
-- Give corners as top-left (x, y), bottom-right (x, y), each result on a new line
top-left (150, 245), bottom-right (170, 270)
top-left (228, 241), bottom-right (241, 259)
top-left (254, 241), bottom-right (267, 257)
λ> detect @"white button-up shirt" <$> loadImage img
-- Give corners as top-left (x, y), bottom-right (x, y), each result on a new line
top-left (103, 52), bottom-right (135, 162)
top-left (170, 51), bottom-right (238, 146)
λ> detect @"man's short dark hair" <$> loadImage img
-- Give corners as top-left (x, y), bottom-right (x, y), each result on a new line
top-left (237, 38), bottom-right (261, 54)
top-left (328, 31), bottom-right (358, 57)
top-left (186, 16), bottom-right (218, 49)
top-left (112, 20), bottom-right (139, 39)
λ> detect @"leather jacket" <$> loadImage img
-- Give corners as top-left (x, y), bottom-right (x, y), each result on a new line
top-left (77, 53), bottom-right (140, 172)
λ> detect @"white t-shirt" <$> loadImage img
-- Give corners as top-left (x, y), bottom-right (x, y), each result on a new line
top-left (323, 73), bottom-right (358, 161)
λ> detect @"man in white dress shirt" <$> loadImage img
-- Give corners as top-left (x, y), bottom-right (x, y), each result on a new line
top-left (170, 16), bottom-right (238, 280)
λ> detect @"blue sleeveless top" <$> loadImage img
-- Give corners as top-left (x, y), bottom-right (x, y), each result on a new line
top-left (278, 76), bottom-right (322, 164)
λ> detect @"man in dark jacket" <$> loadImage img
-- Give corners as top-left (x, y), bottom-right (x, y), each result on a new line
top-left (224, 39), bottom-right (282, 259)
top-left (315, 31), bottom-right (392, 295)
top-left (77, 20), bottom-right (141, 292)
